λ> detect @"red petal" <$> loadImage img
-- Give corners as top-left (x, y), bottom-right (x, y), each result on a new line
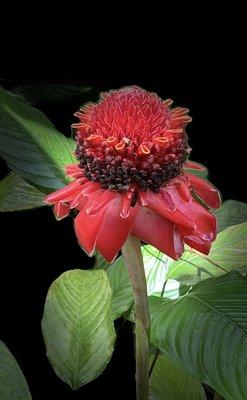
top-left (183, 235), bottom-right (211, 255)
top-left (132, 207), bottom-right (184, 260)
top-left (142, 186), bottom-right (217, 254)
top-left (44, 180), bottom-right (85, 204)
top-left (74, 188), bottom-right (116, 256)
top-left (75, 208), bottom-right (105, 256)
top-left (54, 202), bottom-right (70, 220)
top-left (186, 173), bottom-right (221, 209)
top-left (96, 194), bottom-right (140, 262)
top-left (140, 190), bottom-right (195, 230)
top-left (183, 161), bottom-right (207, 171)
top-left (65, 164), bottom-right (83, 178)
top-left (176, 200), bottom-right (217, 255)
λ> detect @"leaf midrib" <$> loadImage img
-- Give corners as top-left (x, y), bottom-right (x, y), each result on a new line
top-left (0, 91), bottom-right (70, 186)
top-left (3, 101), bottom-right (66, 163)
top-left (187, 293), bottom-right (247, 337)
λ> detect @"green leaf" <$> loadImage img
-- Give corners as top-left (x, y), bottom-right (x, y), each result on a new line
top-left (185, 161), bottom-right (208, 179)
top-left (0, 341), bottom-right (32, 399)
top-left (10, 83), bottom-right (94, 105)
top-left (0, 173), bottom-right (45, 211)
top-left (107, 257), bottom-right (133, 320)
top-left (150, 272), bottom-right (247, 400)
top-left (215, 200), bottom-right (247, 232)
top-left (0, 86), bottom-right (76, 192)
top-left (143, 247), bottom-right (171, 295)
top-left (110, 221), bottom-right (247, 320)
top-left (149, 354), bottom-right (206, 400)
top-left (167, 222), bottom-right (247, 284)
top-left (42, 269), bottom-right (116, 390)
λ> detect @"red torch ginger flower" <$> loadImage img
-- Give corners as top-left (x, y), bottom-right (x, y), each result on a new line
top-left (45, 86), bottom-right (221, 262)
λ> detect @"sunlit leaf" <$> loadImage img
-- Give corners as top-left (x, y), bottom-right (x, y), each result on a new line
top-left (42, 269), bottom-right (116, 389)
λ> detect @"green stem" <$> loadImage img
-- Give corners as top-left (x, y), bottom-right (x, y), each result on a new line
top-left (148, 349), bottom-right (160, 378)
top-left (122, 236), bottom-right (150, 400)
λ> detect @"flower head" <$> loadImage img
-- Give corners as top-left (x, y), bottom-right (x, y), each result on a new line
top-left (45, 86), bottom-right (221, 262)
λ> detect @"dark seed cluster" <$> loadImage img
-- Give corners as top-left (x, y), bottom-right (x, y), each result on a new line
top-left (75, 137), bottom-right (189, 193)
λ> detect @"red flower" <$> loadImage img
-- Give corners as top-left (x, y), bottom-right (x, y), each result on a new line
top-left (45, 86), bottom-right (221, 262)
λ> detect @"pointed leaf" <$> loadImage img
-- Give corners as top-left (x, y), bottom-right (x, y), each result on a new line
top-left (42, 269), bottom-right (116, 389)
top-left (0, 173), bottom-right (44, 211)
top-left (11, 83), bottom-right (94, 104)
top-left (0, 341), bottom-right (32, 399)
top-left (215, 200), bottom-right (247, 232)
top-left (0, 86), bottom-right (76, 192)
top-left (149, 354), bottom-right (206, 400)
top-left (150, 272), bottom-right (247, 400)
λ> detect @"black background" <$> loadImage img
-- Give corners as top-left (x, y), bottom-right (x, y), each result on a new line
top-left (0, 14), bottom-right (245, 399)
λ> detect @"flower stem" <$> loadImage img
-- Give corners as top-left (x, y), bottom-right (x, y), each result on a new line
top-left (122, 236), bottom-right (150, 400)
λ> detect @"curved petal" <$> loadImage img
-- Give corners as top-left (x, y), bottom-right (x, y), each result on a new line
top-left (44, 179), bottom-right (86, 204)
top-left (182, 234), bottom-right (212, 255)
top-left (167, 185), bottom-right (218, 243)
top-left (96, 194), bottom-right (140, 262)
top-left (185, 173), bottom-right (221, 209)
top-left (140, 190), bottom-right (195, 230)
top-left (142, 184), bottom-right (217, 255)
top-left (183, 161), bottom-right (207, 171)
top-left (74, 188), bottom-right (117, 256)
top-left (132, 207), bottom-right (184, 260)
top-left (65, 164), bottom-right (84, 178)
top-left (75, 207), bottom-right (105, 256)
top-left (176, 199), bottom-right (217, 255)
top-left (54, 202), bottom-right (70, 220)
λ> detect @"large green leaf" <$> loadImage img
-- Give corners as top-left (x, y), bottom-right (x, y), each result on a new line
top-left (0, 86), bottom-right (76, 192)
top-left (215, 200), bottom-right (247, 232)
top-left (11, 83), bottom-right (94, 105)
top-left (0, 341), bottom-right (31, 399)
top-left (42, 269), bottom-right (116, 389)
top-left (150, 272), bottom-right (247, 400)
top-left (0, 173), bottom-right (44, 211)
top-left (149, 354), bottom-right (206, 400)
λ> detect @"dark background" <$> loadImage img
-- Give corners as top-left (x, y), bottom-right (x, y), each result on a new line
top-left (0, 14), bottom-right (245, 399)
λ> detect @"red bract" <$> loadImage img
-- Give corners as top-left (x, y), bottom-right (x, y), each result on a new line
top-left (45, 86), bottom-right (221, 262)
